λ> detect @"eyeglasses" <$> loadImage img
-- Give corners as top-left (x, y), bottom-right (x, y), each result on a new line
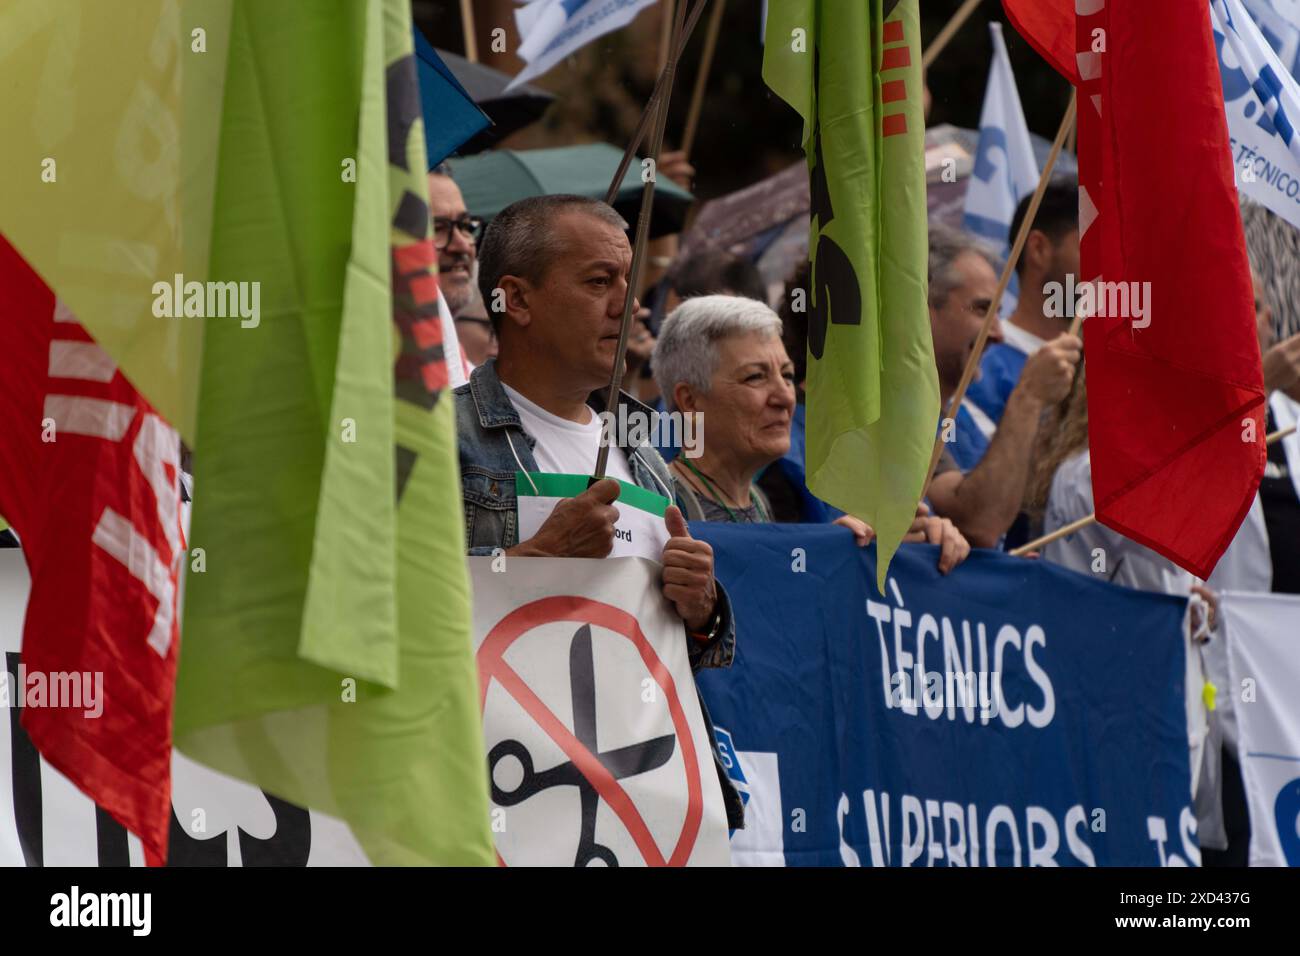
top-left (432, 214), bottom-right (484, 249)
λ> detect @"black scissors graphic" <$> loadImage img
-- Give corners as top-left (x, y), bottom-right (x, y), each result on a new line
top-left (488, 623), bottom-right (676, 867)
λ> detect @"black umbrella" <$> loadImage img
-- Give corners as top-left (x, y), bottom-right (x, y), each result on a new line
top-left (434, 49), bottom-right (556, 154)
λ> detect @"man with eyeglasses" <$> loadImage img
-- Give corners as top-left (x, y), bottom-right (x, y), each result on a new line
top-left (427, 162), bottom-right (494, 365)
top-left (923, 225), bottom-right (1081, 549)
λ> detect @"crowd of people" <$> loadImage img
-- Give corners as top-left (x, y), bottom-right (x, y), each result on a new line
top-left (426, 153), bottom-right (1300, 860)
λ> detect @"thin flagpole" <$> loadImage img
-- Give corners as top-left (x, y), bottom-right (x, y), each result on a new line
top-left (658, 0), bottom-right (675, 71)
top-left (593, 0), bottom-right (696, 479)
top-left (681, 0), bottom-right (726, 159)
top-left (924, 91), bottom-right (1078, 493)
top-left (460, 0), bottom-right (478, 62)
top-left (922, 0), bottom-right (984, 70)
top-left (1010, 424), bottom-right (1298, 556)
top-left (605, 0), bottom-right (709, 204)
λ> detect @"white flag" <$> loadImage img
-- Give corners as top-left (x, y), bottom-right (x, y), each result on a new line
top-left (1213, 0), bottom-right (1300, 231)
top-left (508, 0), bottom-right (662, 91)
top-left (1243, 0), bottom-right (1300, 75)
top-left (962, 22), bottom-right (1039, 249)
top-left (1221, 591), bottom-right (1300, 867)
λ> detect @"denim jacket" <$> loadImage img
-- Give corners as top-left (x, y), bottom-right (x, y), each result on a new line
top-left (455, 359), bottom-right (744, 830)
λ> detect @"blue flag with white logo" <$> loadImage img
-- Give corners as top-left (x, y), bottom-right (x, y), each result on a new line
top-left (1215, 0), bottom-right (1300, 230)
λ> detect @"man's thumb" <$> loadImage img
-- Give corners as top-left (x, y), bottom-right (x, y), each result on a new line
top-left (585, 477), bottom-right (622, 504)
top-left (664, 504), bottom-right (690, 538)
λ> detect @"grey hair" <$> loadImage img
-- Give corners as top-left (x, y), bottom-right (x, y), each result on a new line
top-left (928, 224), bottom-right (998, 310)
top-left (477, 194), bottom-right (628, 331)
top-left (431, 161), bottom-right (453, 178)
top-left (653, 294), bottom-right (784, 412)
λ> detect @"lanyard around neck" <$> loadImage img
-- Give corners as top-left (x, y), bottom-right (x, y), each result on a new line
top-left (679, 459), bottom-right (765, 524)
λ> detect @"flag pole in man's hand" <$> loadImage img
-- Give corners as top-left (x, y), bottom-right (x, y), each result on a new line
top-left (1009, 424), bottom-right (1299, 556)
top-left (594, 0), bottom-right (704, 479)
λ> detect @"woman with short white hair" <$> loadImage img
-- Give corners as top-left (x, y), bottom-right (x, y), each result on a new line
top-left (653, 295), bottom-right (797, 524)
top-left (654, 295), bottom-right (970, 569)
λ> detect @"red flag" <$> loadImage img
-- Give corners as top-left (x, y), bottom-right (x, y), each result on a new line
top-left (1006, 0), bottom-right (1266, 578)
top-left (1002, 0), bottom-right (1078, 85)
top-left (0, 236), bottom-right (182, 862)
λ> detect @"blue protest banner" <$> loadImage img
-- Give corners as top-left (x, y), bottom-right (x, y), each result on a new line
top-left (692, 523), bottom-right (1197, 867)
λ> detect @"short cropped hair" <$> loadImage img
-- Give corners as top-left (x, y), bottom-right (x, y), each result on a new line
top-left (477, 195), bottom-right (628, 331)
top-left (1009, 178), bottom-right (1079, 276)
top-left (928, 224), bottom-right (997, 310)
top-left (653, 294), bottom-right (784, 412)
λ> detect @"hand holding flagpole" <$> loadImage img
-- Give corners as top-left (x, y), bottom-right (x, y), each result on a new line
top-left (1010, 424), bottom-right (1297, 556)
top-left (924, 91), bottom-right (1077, 493)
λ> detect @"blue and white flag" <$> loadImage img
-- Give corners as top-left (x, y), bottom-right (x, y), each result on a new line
top-left (1243, 0), bottom-right (1300, 78)
top-left (508, 0), bottom-right (661, 91)
top-left (1214, 0), bottom-right (1300, 231)
top-left (962, 22), bottom-right (1039, 250)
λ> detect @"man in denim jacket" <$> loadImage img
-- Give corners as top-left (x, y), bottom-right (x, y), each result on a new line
top-left (454, 194), bottom-right (744, 832)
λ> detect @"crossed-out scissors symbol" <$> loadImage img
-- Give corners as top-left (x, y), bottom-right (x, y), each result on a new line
top-left (488, 623), bottom-right (676, 867)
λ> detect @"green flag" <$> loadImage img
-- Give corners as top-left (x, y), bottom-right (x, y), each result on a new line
top-left (174, 0), bottom-right (492, 865)
top-left (0, 0), bottom-right (232, 442)
top-left (763, 0), bottom-right (938, 589)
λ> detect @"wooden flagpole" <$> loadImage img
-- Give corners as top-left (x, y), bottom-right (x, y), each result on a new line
top-left (1009, 424), bottom-right (1298, 556)
top-left (923, 91), bottom-right (1078, 492)
top-left (681, 0), bottom-right (726, 159)
top-left (658, 0), bottom-right (676, 71)
top-left (922, 0), bottom-right (984, 70)
top-left (593, 0), bottom-right (698, 479)
top-left (605, 0), bottom-right (709, 204)
top-left (460, 0), bottom-right (478, 62)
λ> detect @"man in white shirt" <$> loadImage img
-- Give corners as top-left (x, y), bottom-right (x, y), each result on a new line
top-left (966, 181), bottom-right (1082, 440)
top-left (453, 194), bottom-right (745, 829)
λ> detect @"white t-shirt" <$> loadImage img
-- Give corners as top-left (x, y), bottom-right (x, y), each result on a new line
top-left (999, 320), bottom-right (1047, 357)
top-left (502, 382), bottom-right (635, 485)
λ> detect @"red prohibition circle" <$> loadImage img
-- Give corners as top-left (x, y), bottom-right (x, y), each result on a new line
top-left (477, 595), bottom-right (704, 867)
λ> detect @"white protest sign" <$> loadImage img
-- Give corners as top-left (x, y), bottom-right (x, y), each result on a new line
top-left (515, 472), bottom-right (670, 562)
top-left (1221, 590), bottom-right (1300, 866)
top-left (471, 555), bottom-right (731, 866)
top-left (0, 549), bottom-right (369, 866)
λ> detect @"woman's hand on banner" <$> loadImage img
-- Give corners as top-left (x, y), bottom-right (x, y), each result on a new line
top-left (903, 502), bottom-right (971, 574)
top-left (833, 514), bottom-right (875, 547)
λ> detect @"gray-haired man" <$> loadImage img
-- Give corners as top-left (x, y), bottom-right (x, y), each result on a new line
top-left (454, 194), bottom-right (744, 830)
top-left (924, 225), bottom-right (1082, 548)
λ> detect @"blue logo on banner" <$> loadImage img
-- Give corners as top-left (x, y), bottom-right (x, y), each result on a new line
top-left (1276, 776), bottom-right (1300, 865)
